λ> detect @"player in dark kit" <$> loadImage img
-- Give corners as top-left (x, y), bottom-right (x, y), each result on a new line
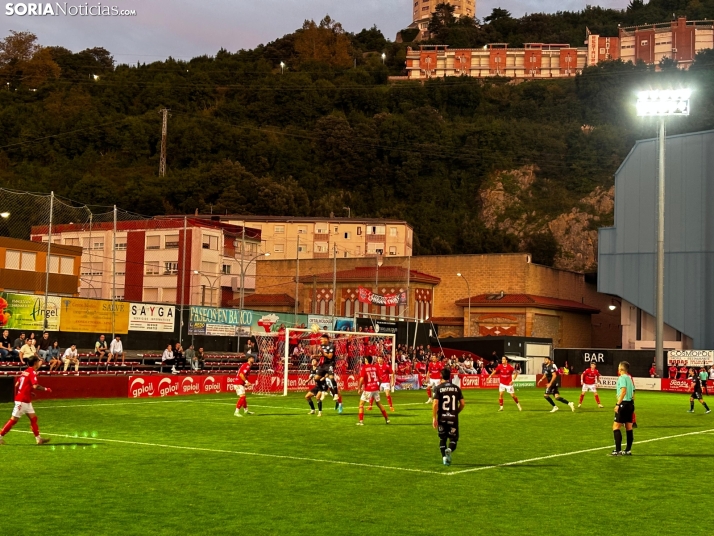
top-left (537, 357), bottom-right (575, 413)
top-left (314, 334), bottom-right (343, 414)
top-left (687, 369), bottom-right (711, 414)
top-left (306, 358), bottom-right (328, 416)
top-left (433, 368), bottom-right (465, 466)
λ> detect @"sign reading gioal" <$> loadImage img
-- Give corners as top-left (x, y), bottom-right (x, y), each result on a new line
top-left (5, 3), bottom-right (137, 16)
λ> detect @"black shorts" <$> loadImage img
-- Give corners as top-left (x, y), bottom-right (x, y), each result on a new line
top-left (545, 385), bottom-right (560, 396)
top-left (316, 365), bottom-right (332, 378)
top-left (309, 385), bottom-right (323, 396)
top-left (692, 391), bottom-right (703, 400)
top-left (614, 401), bottom-right (635, 424)
top-left (438, 421), bottom-right (459, 441)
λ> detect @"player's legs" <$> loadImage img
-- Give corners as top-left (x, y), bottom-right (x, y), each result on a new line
top-left (357, 398), bottom-right (366, 424)
top-left (385, 387), bottom-right (394, 411)
top-left (554, 393), bottom-right (575, 411)
top-left (544, 393), bottom-right (557, 410)
top-left (327, 375), bottom-right (343, 412)
top-left (0, 415), bottom-right (20, 442)
top-left (375, 400), bottom-right (390, 423)
top-left (699, 398), bottom-right (711, 412)
top-left (508, 389), bottom-right (521, 410)
top-left (498, 390), bottom-right (504, 410)
top-left (306, 391), bottom-right (316, 414)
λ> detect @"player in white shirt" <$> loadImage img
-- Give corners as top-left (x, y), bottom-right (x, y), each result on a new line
top-left (108, 335), bottom-right (125, 365)
top-left (62, 344), bottom-right (80, 372)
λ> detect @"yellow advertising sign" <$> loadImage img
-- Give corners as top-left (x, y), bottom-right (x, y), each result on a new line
top-left (59, 298), bottom-right (130, 334)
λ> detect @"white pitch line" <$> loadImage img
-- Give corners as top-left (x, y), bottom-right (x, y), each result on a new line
top-left (28, 400), bottom-right (194, 409)
top-left (11, 430), bottom-right (443, 475)
top-left (447, 428), bottom-right (714, 475)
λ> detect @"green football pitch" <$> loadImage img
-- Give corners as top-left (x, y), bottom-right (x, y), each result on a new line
top-left (1, 388), bottom-right (712, 536)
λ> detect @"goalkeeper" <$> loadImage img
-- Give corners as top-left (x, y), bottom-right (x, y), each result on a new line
top-left (314, 334), bottom-right (343, 414)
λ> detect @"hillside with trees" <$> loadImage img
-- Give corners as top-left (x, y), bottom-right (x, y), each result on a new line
top-left (1, 0), bottom-right (714, 270)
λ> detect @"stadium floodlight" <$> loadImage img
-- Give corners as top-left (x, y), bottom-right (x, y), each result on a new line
top-left (0, 212), bottom-right (9, 218)
top-left (636, 89), bottom-right (691, 117)
top-left (636, 88), bottom-right (691, 377)
top-left (280, 61), bottom-right (285, 74)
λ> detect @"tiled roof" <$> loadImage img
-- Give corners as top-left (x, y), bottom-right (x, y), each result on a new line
top-left (298, 266), bottom-right (440, 285)
top-left (454, 293), bottom-right (600, 314)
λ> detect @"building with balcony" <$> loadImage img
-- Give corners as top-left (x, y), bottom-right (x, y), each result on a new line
top-left (31, 219), bottom-right (262, 307)
top-left (410, 0), bottom-right (475, 40)
top-left (190, 215), bottom-right (413, 261)
top-left (0, 237), bottom-right (82, 296)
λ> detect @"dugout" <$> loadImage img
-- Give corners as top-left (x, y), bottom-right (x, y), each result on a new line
top-left (553, 349), bottom-right (655, 377)
top-left (432, 336), bottom-right (553, 375)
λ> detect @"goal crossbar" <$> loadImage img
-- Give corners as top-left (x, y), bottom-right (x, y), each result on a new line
top-left (282, 328), bottom-right (396, 396)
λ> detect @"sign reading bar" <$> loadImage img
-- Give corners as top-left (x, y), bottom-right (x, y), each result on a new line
top-left (129, 303), bottom-right (175, 332)
top-left (59, 298), bottom-right (129, 334)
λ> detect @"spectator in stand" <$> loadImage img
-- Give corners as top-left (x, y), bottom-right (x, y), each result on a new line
top-left (48, 341), bottom-right (62, 372)
top-left (62, 344), bottom-right (79, 372)
top-left (668, 364), bottom-right (678, 379)
top-left (649, 363), bottom-right (657, 378)
top-left (699, 367), bottom-right (709, 395)
top-left (108, 335), bottom-right (125, 365)
top-left (13, 332), bottom-right (26, 355)
top-left (173, 343), bottom-right (185, 371)
top-left (19, 338), bottom-right (39, 365)
top-left (709, 365), bottom-right (714, 382)
top-left (678, 365), bottom-right (689, 379)
top-left (197, 347), bottom-right (205, 369)
top-left (0, 329), bottom-right (19, 361)
top-left (562, 361), bottom-right (570, 375)
top-left (244, 340), bottom-right (257, 358)
top-left (28, 332), bottom-right (37, 345)
top-left (95, 334), bottom-right (108, 364)
top-left (37, 332), bottom-right (51, 362)
top-left (185, 344), bottom-right (198, 371)
top-left (162, 343), bottom-right (176, 374)
top-left (461, 356), bottom-right (477, 374)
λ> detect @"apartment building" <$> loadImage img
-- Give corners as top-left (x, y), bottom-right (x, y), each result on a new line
top-left (31, 219), bottom-right (262, 307)
top-left (192, 216), bottom-right (413, 261)
top-left (411, 0), bottom-right (475, 39)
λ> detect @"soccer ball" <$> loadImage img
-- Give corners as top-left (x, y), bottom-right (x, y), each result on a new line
top-left (311, 324), bottom-right (320, 333)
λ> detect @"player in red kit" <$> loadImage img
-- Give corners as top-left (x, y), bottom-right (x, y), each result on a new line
top-left (0, 357), bottom-right (52, 445)
top-left (425, 354), bottom-right (445, 404)
top-left (579, 362), bottom-right (604, 408)
top-left (488, 356), bottom-right (522, 411)
top-left (357, 356), bottom-right (390, 425)
top-left (234, 356), bottom-right (255, 417)
top-left (369, 355), bottom-right (395, 412)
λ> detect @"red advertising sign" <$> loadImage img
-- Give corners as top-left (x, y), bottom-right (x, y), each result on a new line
top-left (457, 374), bottom-right (500, 389)
top-left (662, 378), bottom-right (695, 393)
top-left (128, 375), bottom-right (232, 398)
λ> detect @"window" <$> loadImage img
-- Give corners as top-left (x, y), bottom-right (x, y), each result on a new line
top-left (113, 290), bottom-right (124, 301)
top-left (599, 48), bottom-right (605, 54)
top-left (274, 244), bottom-right (285, 253)
top-left (144, 288), bottom-right (159, 302)
top-left (357, 227), bottom-right (362, 235)
top-left (164, 262), bottom-right (178, 275)
top-left (344, 232), bottom-right (351, 239)
top-left (201, 261), bottom-right (217, 274)
top-left (165, 235), bottom-right (179, 248)
top-left (315, 226), bottom-right (328, 234)
top-left (146, 235), bottom-right (160, 250)
top-left (162, 288), bottom-right (177, 303)
top-left (81, 262), bottom-right (103, 276)
top-left (315, 243), bottom-right (327, 253)
top-left (114, 241), bottom-right (127, 250)
top-left (5, 250), bottom-right (20, 270)
top-left (334, 226), bottom-right (339, 233)
top-left (222, 264), bottom-right (231, 275)
top-left (115, 262), bottom-right (126, 276)
top-left (367, 225), bottom-right (385, 235)
top-left (297, 226), bottom-right (307, 234)
top-left (49, 255), bottom-right (75, 275)
top-left (64, 238), bottom-right (80, 246)
top-left (145, 261), bottom-right (160, 275)
top-left (389, 227), bottom-right (398, 237)
top-left (422, 6), bottom-right (429, 10)
top-left (344, 252), bottom-right (348, 258)
top-left (298, 245), bottom-right (306, 253)
top-left (274, 225), bottom-right (285, 234)
top-left (20, 251), bottom-right (36, 271)
top-left (202, 234), bottom-right (219, 250)
top-left (640, 40), bottom-right (648, 46)
top-left (389, 246), bottom-right (397, 255)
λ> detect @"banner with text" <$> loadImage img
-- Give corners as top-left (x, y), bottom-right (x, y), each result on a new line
top-left (667, 350), bottom-right (714, 367)
top-left (599, 376), bottom-right (662, 391)
top-left (129, 303), bottom-right (175, 332)
top-left (308, 315), bottom-right (333, 331)
top-left (189, 306), bottom-right (308, 337)
top-left (357, 286), bottom-right (407, 307)
top-left (59, 298), bottom-right (129, 334)
top-left (0, 292), bottom-right (61, 331)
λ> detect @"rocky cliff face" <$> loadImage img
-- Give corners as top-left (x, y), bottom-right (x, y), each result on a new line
top-left (478, 166), bottom-right (614, 272)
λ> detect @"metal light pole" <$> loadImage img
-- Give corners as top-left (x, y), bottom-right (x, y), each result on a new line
top-left (457, 272), bottom-right (471, 337)
top-left (194, 271), bottom-right (220, 307)
top-left (636, 89), bottom-right (690, 377)
top-left (237, 251), bottom-right (269, 348)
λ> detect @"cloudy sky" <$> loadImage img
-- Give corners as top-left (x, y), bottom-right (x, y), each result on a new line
top-left (1, 0), bottom-right (629, 63)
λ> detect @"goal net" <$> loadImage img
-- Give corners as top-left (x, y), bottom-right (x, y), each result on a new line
top-left (251, 328), bottom-right (396, 396)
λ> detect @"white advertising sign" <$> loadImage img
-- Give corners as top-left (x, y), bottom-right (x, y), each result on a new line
top-left (667, 350), bottom-right (714, 367)
top-left (308, 315), bottom-right (333, 331)
top-left (129, 303), bottom-right (176, 332)
top-left (598, 376), bottom-right (661, 391)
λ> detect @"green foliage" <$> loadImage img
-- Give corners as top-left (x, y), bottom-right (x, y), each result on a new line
top-left (523, 230), bottom-right (560, 266)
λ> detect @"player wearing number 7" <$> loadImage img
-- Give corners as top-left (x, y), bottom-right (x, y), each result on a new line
top-left (0, 356), bottom-right (52, 445)
top-left (357, 356), bottom-right (390, 425)
top-left (487, 356), bottom-right (522, 412)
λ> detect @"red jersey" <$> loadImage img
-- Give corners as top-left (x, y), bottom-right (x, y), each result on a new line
top-left (428, 361), bottom-right (444, 380)
top-left (494, 363), bottom-right (515, 385)
top-left (679, 367), bottom-right (689, 379)
top-left (236, 362), bottom-right (252, 386)
top-left (360, 364), bottom-right (380, 391)
top-left (582, 368), bottom-right (600, 385)
top-left (668, 366), bottom-right (677, 379)
top-left (649, 366), bottom-right (657, 377)
top-left (376, 362), bottom-right (393, 384)
top-left (309, 333), bottom-right (321, 346)
top-left (15, 367), bottom-right (38, 403)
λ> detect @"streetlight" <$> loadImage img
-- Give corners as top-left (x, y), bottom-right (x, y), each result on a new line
top-left (194, 270), bottom-right (221, 307)
top-left (381, 52), bottom-right (386, 64)
top-left (0, 212), bottom-right (9, 218)
top-left (237, 251), bottom-right (269, 349)
top-left (343, 206), bottom-right (351, 218)
top-left (280, 61), bottom-right (285, 74)
top-left (636, 88), bottom-right (691, 377)
top-left (457, 273), bottom-right (471, 337)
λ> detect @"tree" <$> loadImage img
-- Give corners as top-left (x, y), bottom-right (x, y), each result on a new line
top-left (0, 31), bottom-right (59, 88)
top-left (294, 16), bottom-right (353, 68)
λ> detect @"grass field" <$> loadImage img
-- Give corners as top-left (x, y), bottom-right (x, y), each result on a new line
top-left (1, 387), bottom-right (712, 536)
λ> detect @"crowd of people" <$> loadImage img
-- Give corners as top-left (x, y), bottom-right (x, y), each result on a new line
top-left (160, 342), bottom-right (206, 373)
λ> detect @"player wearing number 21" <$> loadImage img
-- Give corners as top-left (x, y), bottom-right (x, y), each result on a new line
top-left (0, 356), bottom-right (52, 445)
top-left (357, 356), bottom-right (390, 425)
top-left (433, 368), bottom-right (465, 466)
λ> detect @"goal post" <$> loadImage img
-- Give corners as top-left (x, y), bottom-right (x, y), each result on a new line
top-left (274, 328), bottom-right (396, 397)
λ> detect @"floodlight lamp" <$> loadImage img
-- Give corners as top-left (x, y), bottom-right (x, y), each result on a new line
top-left (636, 89), bottom-right (691, 117)
top-left (456, 272), bottom-right (462, 277)
top-left (0, 212), bottom-right (9, 218)
top-left (608, 304), bottom-right (616, 311)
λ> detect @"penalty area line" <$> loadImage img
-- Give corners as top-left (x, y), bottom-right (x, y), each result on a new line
top-left (447, 428), bottom-right (714, 475)
top-left (12, 430), bottom-right (443, 475)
